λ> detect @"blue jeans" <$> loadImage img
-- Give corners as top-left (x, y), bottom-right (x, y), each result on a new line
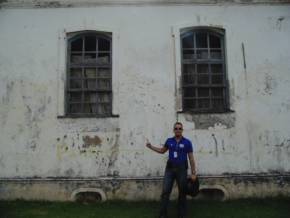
top-left (159, 161), bottom-right (188, 218)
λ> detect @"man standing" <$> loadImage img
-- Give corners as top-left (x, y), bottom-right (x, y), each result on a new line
top-left (146, 122), bottom-right (197, 218)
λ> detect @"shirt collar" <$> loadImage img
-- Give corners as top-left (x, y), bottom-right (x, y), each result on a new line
top-left (173, 136), bottom-right (183, 143)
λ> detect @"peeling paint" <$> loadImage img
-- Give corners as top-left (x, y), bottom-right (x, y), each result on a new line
top-left (184, 112), bottom-right (235, 129)
top-left (82, 135), bottom-right (102, 147)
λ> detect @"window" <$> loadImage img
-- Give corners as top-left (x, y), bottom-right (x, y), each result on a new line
top-left (66, 31), bottom-right (112, 117)
top-left (180, 28), bottom-right (229, 113)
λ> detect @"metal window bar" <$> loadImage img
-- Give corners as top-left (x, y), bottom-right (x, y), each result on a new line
top-left (81, 36), bottom-right (85, 114)
top-left (181, 29), bottom-right (227, 113)
top-left (207, 33), bottom-right (213, 110)
top-left (66, 32), bottom-right (112, 116)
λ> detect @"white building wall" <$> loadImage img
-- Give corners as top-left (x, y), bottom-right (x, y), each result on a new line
top-left (0, 4), bottom-right (290, 181)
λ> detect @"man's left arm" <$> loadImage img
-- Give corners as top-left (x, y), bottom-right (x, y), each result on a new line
top-left (188, 152), bottom-right (197, 181)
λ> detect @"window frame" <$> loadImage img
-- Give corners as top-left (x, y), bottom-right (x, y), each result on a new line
top-left (65, 31), bottom-right (114, 118)
top-left (180, 27), bottom-right (230, 114)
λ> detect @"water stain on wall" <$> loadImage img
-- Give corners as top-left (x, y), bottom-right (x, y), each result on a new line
top-left (107, 134), bottom-right (120, 176)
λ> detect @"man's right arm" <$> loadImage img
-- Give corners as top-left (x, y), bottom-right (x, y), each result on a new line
top-left (146, 142), bottom-right (168, 154)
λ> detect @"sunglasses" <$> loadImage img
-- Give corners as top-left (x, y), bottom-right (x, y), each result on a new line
top-left (174, 128), bottom-right (183, 130)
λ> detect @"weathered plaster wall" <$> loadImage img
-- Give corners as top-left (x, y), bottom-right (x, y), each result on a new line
top-left (1, 174), bottom-right (290, 201)
top-left (0, 4), bottom-right (290, 200)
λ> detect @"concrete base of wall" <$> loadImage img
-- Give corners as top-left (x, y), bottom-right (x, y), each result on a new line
top-left (1, 174), bottom-right (289, 201)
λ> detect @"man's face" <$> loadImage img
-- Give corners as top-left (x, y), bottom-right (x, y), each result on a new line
top-left (174, 124), bottom-right (183, 137)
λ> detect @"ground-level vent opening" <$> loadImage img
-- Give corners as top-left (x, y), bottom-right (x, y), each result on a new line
top-left (196, 188), bottom-right (226, 201)
top-left (71, 188), bottom-right (106, 203)
top-left (75, 191), bottom-right (102, 203)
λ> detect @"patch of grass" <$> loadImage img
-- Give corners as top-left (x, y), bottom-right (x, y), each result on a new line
top-left (0, 198), bottom-right (289, 218)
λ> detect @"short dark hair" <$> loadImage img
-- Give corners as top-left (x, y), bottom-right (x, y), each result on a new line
top-left (173, 122), bottom-right (183, 129)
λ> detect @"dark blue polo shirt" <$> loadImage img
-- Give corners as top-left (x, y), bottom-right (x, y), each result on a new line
top-left (164, 136), bottom-right (193, 165)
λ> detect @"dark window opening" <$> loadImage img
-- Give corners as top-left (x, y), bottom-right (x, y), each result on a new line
top-left (181, 28), bottom-right (229, 113)
top-left (66, 31), bottom-right (112, 117)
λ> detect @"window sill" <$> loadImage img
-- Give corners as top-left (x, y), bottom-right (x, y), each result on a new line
top-left (177, 109), bottom-right (235, 115)
top-left (57, 114), bottom-right (119, 119)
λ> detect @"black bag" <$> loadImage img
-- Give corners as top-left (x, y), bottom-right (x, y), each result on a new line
top-left (186, 176), bottom-right (200, 197)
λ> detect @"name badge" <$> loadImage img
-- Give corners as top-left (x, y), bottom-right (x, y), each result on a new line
top-left (174, 151), bottom-right (178, 158)
top-left (179, 144), bottom-right (184, 148)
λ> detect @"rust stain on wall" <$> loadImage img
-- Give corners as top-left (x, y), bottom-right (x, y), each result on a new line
top-left (82, 135), bottom-right (102, 147)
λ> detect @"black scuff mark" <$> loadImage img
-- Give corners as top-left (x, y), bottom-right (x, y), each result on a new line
top-left (22, 91), bottom-right (49, 151)
top-left (1, 81), bottom-right (14, 126)
top-left (286, 139), bottom-right (290, 156)
top-left (212, 134), bottom-right (218, 157)
top-left (276, 16), bottom-right (285, 31)
top-left (222, 139), bottom-right (225, 151)
top-left (64, 168), bottom-right (75, 177)
top-left (0, 154), bottom-right (5, 168)
top-left (264, 73), bottom-right (276, 95)
top-left (2, 81), bottom-right (14, 104)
